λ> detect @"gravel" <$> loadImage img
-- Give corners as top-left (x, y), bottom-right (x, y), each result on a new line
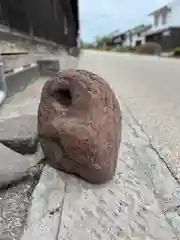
top-left (0, 164), bottom-right (43, 240)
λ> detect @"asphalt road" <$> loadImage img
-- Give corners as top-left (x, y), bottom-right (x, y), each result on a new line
top-left (79, 50), bottom-right (180, 180)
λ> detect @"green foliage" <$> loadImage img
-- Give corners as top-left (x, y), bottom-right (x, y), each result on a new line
top-left (173, 46), bottom-right (180, 52)
top-left (80, 38), bottom-right (136, 53)
top-left (173, 46), bottom-right (180, 57)
top-left (96, 45), bottom-right (136, 53)
top-left (81, 42), bottom-right (96, 49)
top-left (95, 35), bottom-right (112, 45)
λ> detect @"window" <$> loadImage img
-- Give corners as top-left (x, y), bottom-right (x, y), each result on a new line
top-left (121, 34), bottom-right (126, 41)
top-left (154, 15), bottom-right (159, 27)
top-left (162, 12), bottom-right (167, 25)
top-left (129, 31), bottom-right (132, 42)
top-left (163, 30), bottom-right (170, 36)
top-left (64, 17), bottom-right (68, 35)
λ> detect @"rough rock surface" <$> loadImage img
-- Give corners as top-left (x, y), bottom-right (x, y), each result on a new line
top-left (0, 115), bottom-right (38, 154)
top-left (38, 69), bottom-right (121, 184)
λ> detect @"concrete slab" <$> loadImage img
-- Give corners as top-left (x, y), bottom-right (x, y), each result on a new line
top-left (0, 144), bottom-right (40, 188)
top-left (0, 77), bottom-right (48, 119)
top-left (0, 115), bottom-right (38, 154)
top-left (6, 66), bottom-right (40, 98)
top-left (21, 166), bottom-right (66, 240)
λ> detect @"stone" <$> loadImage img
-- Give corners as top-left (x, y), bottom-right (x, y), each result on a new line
top-left (0, 143), bottom-right (41, 188)
top-left (38, 69), bottom-right (121, 184)
top-left (0, 115), bottom-right (38, 154)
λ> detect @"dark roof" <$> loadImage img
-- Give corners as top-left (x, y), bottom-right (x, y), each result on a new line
top-left (111, 24), bottom-right (152, 42)
top-left (145, 26), bottom-right (180, 36)
top-left (148, 5), bottom-right (171, 16)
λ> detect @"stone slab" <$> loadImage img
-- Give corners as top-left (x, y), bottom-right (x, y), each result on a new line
top-left (6, 65), bottom-right (40, 98)
top-left (0, 115), bottom-right (38, 154)
top-left (0, 143), bottom-right (40, 188)
top-left (2, 55), bottom-right (35, 73)
top-left (21, 165), bottom-right (66, 240)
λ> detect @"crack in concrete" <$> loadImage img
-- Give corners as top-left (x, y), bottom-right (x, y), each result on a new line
top-left (55, 175), bottom-right (68, 240)
top-left (119, 98), bottom-right (180, 239)
top-left (121, 98), bottom-right (180, 185)
top-left (148, 143), bottom-right (180, 184)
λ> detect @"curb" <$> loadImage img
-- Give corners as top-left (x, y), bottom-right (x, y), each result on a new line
top-left (4, 63), bottom-right (37, 75)
top-left (0, 62), bottom-right (7, 106)
top-left (0, 61), bottom-right (39, 104)
top-left (0, 53), bottom-right (79, 106)
top-left (5, 64), bottom-right (40, 98)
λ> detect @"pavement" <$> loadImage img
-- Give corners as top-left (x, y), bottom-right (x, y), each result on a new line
top-left (0, 51), bottom-right (180, 239)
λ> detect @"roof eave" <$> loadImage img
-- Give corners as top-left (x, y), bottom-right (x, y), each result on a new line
top-left (148, 5), bottom-right (171, 16)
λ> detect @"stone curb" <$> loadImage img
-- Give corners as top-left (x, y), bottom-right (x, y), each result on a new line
top-left (0, 143), bottom-right (42, 189)
top-left (4, 63), bottom-right (37, 75)
top-left (21, 166), bottom-right (67, 240)
top-left (0, 115), bottom-right (38, 155)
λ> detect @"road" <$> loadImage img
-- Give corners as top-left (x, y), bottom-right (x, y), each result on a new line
top-left (79, 50), bottom-right (180, 180)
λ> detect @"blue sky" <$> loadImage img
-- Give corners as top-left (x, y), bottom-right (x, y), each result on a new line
top-left (79, 0), bottom-right (169, 42)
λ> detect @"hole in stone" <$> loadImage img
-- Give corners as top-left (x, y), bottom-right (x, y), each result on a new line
top-left (53, 89), bottom-right (72, 107)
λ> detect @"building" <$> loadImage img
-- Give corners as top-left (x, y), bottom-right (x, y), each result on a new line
top-left (0, 0), bottom-right (79, 48)
top-left (145, 0), bottom-right (180, 51)
top-left (111, 24), bottom-right (152, 48)
top-left (125, 25), bottom-right (152, 47)
top-left (99, 0), bottom-right (180, 51)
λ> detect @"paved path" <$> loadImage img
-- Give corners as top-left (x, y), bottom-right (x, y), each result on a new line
top-left (80, 50), bottom-right (180, 181)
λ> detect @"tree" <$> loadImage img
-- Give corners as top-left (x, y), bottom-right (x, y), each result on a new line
top-left (95, 35), bottom-right (112, 46)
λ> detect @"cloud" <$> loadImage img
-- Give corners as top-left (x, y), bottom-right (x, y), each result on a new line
top-left (79, 0), bottom-right (169, 42)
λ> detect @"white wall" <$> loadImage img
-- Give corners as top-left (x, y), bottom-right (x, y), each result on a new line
top-left (147, 13), bottom-right (169, 33)
top-left (122, 34), bottom-right (145, 47)
top-left (131, 35), bottom-right (146, 47)
top-left (147, 0), bottom-right (180, 34)
top-left (168, 0), bottom-right (180, 27)
top-left (119, 0), bottom-right (180, 47)
top-left (122, 37), bottom-right (131, 47)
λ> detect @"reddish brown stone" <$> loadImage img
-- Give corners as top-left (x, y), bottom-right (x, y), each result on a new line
top-left (38, 69), bottom-right (121, 184)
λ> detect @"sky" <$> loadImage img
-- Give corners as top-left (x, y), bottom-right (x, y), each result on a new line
top-left (79, 0), bottom-right (170, 42)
